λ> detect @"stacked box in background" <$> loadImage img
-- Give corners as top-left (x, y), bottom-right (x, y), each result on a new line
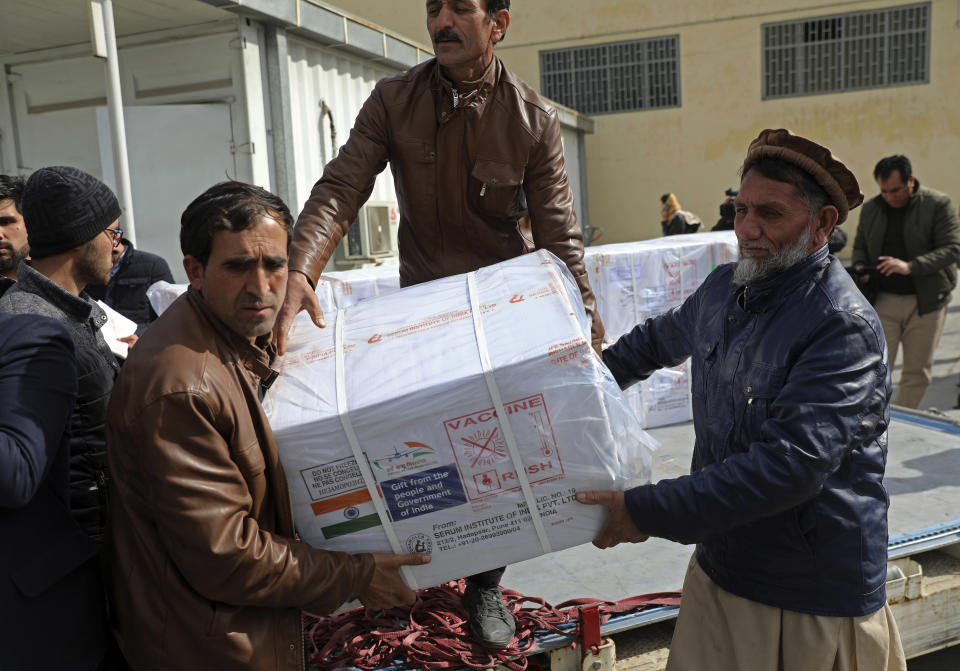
top-left (146, 280), bottom-right (188, 316)
top-left (323, 263), bottom-right (401, 308)
top-left (263, 251), bottom-right (656, 589)
top-left (584, 231), bottom-right (738, 427)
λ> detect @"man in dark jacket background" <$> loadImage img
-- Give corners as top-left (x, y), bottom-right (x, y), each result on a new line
top-left (0, 166), bottom-right (124, 544)
top-left (86, 237), bottom-right (174, 335)
top-left (0, 312), bottom-right (108, 671)
top-left (578, 129), bottom-right (905, 670)
top-left (851, 155), bottom-right (960, 408)
top-left (272, 0), bottom-right (599, 648)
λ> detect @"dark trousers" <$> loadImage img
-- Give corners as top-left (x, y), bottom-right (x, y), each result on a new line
top-left (467, 566), bottom-right (506, 589)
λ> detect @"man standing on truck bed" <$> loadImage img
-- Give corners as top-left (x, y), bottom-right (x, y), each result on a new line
top-left (579, 129), bottom-right (906, 670)
top-left (273, 0), bottom-right (603, 650)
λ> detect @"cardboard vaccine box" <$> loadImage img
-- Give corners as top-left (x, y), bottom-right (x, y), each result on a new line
top-left (264, 251), bottom-right (656, 589)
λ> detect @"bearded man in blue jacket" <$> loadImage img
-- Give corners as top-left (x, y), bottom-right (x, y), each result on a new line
top-left (579, 129), bottom-right (906, 670)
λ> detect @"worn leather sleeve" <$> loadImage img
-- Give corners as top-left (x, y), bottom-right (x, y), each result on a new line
top-left (135, 392), bottom-right (375, 613)
top-left (525, 111), bottom-right (605, 351)
top-left (288, 86), bottom-right (391, 286)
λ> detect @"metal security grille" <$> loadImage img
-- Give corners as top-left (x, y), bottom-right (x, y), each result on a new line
top-left (540, 36), bottom-right (680, 114)
top-left (763, 3), bottom-right (930, 99)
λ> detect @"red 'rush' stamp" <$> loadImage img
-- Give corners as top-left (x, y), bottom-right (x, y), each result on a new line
top-left (443, 394), bottom-right (564, 501)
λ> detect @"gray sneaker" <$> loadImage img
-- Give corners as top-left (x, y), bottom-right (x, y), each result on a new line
top-left (463, 583), bottom-right (516, 649)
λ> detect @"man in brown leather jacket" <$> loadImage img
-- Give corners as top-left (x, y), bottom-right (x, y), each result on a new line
top-left (274, 1), bottom-right (603, 648)
top-left (105, 182), bottom-right (429, 670)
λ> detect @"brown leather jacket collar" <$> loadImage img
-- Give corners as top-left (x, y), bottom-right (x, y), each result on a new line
top-left (185, 287), bottom-right (279, 385)
top-left (433, 56), bottom-right (497, 120)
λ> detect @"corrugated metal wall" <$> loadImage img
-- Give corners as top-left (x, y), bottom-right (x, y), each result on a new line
top-left (559, 126), bottom-right (583, 229)
top-left (286, 38), bottom-right (400, 212)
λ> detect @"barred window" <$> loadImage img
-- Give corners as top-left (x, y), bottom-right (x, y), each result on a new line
top-left (763, 3), bottom-right (930, 99)
top-left (540, 36), bottom-right (680, 115)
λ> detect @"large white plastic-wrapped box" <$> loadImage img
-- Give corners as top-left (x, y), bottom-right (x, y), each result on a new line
top-left (584, 232), bottom-right (738, 427)
top-left (264, 250), bottom-right (655, 589)
top-left (584, 232), bottom-right (737, 343)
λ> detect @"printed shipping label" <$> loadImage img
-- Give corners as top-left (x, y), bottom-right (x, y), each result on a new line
top-left (443, 394), bottom-right (564, 501)
top-left (300, 458), bottom-right (381, 540)
top-left (368, 441), bottom-right (439, 477)
top-left (427, 486), bottom-right (580, 553)
top-left (382, 464), bottom-right (468, 521)
top-left (644, 285), bottom-right (667, 310)
top-left (606, 266), bottom-right (634, 283)
top-left (300, 457), bottom-right (365, 500)
top-left (682, 259), bottom-right (701, 299)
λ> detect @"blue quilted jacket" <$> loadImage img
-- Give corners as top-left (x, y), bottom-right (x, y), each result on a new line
top-left (604, 245), bottom-right (891, 616)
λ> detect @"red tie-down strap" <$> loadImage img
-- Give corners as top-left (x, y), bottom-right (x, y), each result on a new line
top-left (304, 580), bottom-right (682, 670)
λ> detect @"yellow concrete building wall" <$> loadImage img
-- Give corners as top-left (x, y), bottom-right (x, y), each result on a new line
top-left (333, 0), bottom-right (960, 243)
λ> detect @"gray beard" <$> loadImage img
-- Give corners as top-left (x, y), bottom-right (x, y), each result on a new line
top-left (733, 224), bottom-right (812, 285)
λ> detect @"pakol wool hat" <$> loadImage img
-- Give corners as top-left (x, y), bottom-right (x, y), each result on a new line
top-left (22, 166), bottom-right (121, 258)
top-left (743, 129), bottom-right (863, 224)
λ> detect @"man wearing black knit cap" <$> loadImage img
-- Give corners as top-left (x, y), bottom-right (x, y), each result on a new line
top-left (579, 130), bottom-right (906, 669)
top-left (0, 165), bottom-right (124, 545)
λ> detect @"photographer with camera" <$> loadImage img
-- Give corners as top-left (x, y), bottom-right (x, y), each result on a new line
top-left (712, 188), bottom-right (737, 231)
top-left (851, 155), bottom-right (960, 408)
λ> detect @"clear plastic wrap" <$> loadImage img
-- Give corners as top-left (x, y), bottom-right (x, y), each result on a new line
top-left (264, 251), bottom-right (656, 589)
top-left (323, 263), bottom-right (401, 308)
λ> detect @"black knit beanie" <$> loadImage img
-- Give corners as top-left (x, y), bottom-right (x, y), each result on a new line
top-left (22, 166), bottom-right (122, 259)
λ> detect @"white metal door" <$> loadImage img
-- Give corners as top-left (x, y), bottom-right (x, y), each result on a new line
top-left (97, 104), bottom-right (235, 282)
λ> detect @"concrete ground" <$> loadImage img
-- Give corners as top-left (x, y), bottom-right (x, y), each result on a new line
top-left (895, 286), bottom-right (960, 670)
top-left (905, 297), bottom-right (960, 419)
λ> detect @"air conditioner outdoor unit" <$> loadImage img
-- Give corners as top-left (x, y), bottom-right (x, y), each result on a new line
top-left (341, 202), bottom-right (399, 261)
